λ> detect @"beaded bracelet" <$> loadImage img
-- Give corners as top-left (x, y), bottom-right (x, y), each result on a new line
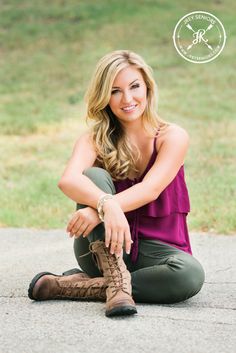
top-left (96, 194), bottom-right (114, 222)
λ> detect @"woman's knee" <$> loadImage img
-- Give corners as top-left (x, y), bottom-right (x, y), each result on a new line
top-left (187, 257), bottom-right (205, 294)
top-left (83, 167), bottom-right (116, 195)
top-left (170, 255), bottom-right (205, 302)
top-left (131, 254), bottom-right (205, 304)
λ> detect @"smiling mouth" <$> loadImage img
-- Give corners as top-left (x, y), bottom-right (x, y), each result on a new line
top-left (121, 104), bottom-right (138, 112)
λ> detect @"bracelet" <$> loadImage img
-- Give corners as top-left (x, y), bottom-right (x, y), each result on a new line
top-left (97, 194), bottom-right (113, 222)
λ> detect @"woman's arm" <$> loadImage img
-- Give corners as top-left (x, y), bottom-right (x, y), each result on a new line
top-left (111, 126), bottom-right (189, 212)
top-left (58, 131), bottom-right (106, 206)
top-left (58, 131), bottom-right (156, 211)
top-left (58, 126), bottom-right (189, 213)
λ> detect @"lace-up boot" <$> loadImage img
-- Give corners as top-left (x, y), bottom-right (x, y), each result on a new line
top-left (89, 240), bottom-right (137, 317)
top-left (28, 270), bottom-right (107, 301)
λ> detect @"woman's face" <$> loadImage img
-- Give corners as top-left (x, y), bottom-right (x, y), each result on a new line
top-left (108, 66), bottom-right (147, 125)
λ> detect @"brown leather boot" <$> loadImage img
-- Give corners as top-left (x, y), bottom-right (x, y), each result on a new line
top-left (28, 270), bottom-right (107, 301)
top-left (89, 240), bottom-right (137, 317)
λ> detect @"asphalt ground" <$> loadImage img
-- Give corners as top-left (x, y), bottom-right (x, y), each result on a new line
top-left (0, 229), bottom-right (235, 353)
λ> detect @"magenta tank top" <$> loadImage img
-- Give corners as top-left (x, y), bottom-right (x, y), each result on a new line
top-left (113, 130), bottom-right (192, 263)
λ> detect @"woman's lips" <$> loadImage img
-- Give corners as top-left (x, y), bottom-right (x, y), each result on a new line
top-left (121, 104), bottom-right (137, 113)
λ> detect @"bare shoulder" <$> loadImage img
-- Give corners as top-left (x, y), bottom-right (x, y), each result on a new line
top-left (78, 130), bottom-right (94, 143)
top-left (156, 123), bottom-right (190, 167)
top-left (75, 130), bottom-right (97, 151)
top-left (157, 123), bottom-right (189, 147)
top-left (69, 130), bottom-right (98, 174)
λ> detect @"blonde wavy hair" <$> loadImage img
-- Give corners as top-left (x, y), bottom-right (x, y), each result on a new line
top-left (84, 49), bottom-right (170, 181)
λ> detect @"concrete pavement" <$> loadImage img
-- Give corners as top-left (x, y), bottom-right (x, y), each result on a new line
top-left (0, 229), bottom-right (235, 353)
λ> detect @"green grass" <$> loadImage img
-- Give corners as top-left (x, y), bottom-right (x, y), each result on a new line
top-left (1, 0), bottom-right (236, 233)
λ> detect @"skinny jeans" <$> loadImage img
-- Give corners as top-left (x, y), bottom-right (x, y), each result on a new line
top-left (74, 167), bottom-right (205, 304)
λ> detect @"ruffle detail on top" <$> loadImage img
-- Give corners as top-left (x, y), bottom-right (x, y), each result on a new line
top-left (114, 165), bottom-right (191, 263)
top-left (113, 130), bottom-right (191, 263)
top-left (138, 165), bottom-right (190, 218)
top-left (115, 165), bottom-right (190, 220)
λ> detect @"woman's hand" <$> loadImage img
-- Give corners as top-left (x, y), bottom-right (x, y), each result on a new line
top-left (67, 207), bottom-right (101, 238)
top-left (103, 199), bottom-right (133, 257)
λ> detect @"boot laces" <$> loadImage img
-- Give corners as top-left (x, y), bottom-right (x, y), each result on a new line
top-left (90, 242), bottom-right (130, 296)
top-left (104, 254), bottom-right (130, 296)
top-left (56, 279), bottom-right (106, 299)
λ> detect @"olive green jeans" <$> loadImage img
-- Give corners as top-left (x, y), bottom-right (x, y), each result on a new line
top-left (73, 167), bottom-right (205, 304)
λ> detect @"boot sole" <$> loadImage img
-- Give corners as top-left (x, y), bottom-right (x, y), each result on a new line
top-left (28, 269), bottom-right (84, 300)
top-left (28, 271), bottom-right (56, 300)
top-left (105, 305), bottom-right (137, 317)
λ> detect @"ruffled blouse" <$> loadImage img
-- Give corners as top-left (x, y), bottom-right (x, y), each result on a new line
top-left (113, 131), bottom-right (192, 263)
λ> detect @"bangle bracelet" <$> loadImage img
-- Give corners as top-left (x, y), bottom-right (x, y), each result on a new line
top-left (97, 194), bottom-right (113, 222)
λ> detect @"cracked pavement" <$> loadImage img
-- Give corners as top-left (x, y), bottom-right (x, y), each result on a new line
top-left (0, 229), bottom-right (235, 353)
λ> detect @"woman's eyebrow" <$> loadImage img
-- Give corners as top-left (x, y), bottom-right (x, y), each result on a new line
top-left (112, 79), bottom-right (139, 89)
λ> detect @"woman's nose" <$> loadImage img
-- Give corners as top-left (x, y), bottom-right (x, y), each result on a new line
top-left (122, 90), bottom-right (133, 104)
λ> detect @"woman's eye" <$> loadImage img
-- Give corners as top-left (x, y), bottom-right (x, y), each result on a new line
top-left (111, 84), bottom-right (140, 95)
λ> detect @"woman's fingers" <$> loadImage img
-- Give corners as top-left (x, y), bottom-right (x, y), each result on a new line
top-left (109, 232), bottom-right (118, 255)
top-left (67, 207), bottom-right (101, 239)
top-left (81, 224), bottom-right (93, 238)
top-left (115, 231), bottom-right (124, 257)
top-left (74, 222), bottom-right (89, 238)
top-left (70, 218), bottom-right (84, 237)
top-left (105, 226), bottom-right (133, 256)
top-left (67, 215), bottom-right (77, 233)
top-left (67, 211), bottom-right (81, 233)
top-left (105, 228), bottom-right (112, 248)
top-left (124, 229), bottom-right (133, 254)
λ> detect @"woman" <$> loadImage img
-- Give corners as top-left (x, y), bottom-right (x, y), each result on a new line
top-left (28, 50), bottom-right (205, 317)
